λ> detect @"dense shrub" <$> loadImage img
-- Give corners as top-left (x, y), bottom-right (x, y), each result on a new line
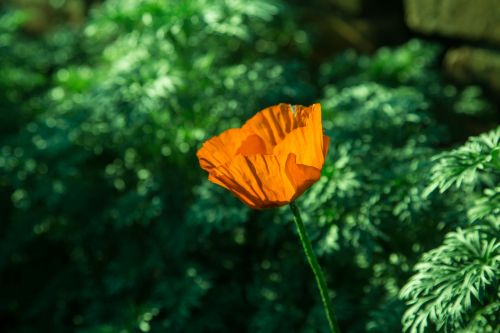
top-left (0, 1), bottom-right (498, 332)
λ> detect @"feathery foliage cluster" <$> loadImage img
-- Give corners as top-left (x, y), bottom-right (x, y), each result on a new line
top-left (0, 1), bottom-right (498, 332)
top-left (401, 127), bottom-right (500, 333)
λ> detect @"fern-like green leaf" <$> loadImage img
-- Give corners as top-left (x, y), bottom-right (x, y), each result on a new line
top-left (424, 126), bottom-right (500, 196)
top-left (400, 221), bottom-right (500, 333)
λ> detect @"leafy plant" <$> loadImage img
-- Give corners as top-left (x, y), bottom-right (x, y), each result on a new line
top-left (0, 1), bottom-right (498, 332)
top-left (401, 127), bottom-right (500, 333)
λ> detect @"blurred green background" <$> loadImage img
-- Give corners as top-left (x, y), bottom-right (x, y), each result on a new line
top-left (1, 0), bottom-right (499, 332)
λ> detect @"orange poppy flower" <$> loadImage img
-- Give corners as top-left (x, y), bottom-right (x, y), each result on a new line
top-left (196, 103), bottom-right (330, 209)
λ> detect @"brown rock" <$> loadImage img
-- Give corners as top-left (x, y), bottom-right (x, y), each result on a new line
top-left (444, 47), bottom-right (500, 93)
top-left (405, 0), bottom-right (500, 45)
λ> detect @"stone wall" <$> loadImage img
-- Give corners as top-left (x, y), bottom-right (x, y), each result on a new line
top-left (405, 0), bottom-right (500, 94)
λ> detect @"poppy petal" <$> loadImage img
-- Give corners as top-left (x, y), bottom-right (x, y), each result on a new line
top-left (322, 135), bottom-right (330, 158)
top-left (197, 128), bottom-right (249, 172)
top-left (209, 154), bottom-right (295, 209)
top-left (235, 134), bottom-right (268, 155)
top-left (285, 153), bottom-right (322, 200)
top-left (273, 104), bottom-right (327, 170)
top-left (208, 172), bottom-right (259, 208)
top-left (241, 103), bottom-right (297, 147)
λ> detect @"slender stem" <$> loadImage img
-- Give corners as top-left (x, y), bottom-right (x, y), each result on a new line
top-left (290, 202), bottom-right (341, 333)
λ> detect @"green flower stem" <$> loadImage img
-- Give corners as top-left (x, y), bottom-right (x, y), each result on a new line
top-left (290, 202), bottom-right (341, 333)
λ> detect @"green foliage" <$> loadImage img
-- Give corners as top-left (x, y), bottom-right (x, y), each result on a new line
top-left (469, 186), bottom-right (500, 222)
top-left (189, 40), bottom-right (495, 333)
top-left (0, 7), bottom-right (80, 138)
top-left (400, 127), bottom-right (500, 332)
top-left (0, 1), bottom-right (314, 332)
top-left (0, 1), bottom-right (499, 333)
top-left (425, 127), bottom-right (500, 195)
top-left (320, 40), bottom-right (442, 89)
top-left (400, 221), bottom-right (500, 333)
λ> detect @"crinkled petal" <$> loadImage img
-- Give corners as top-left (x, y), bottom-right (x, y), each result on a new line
top-left (241, 103), bottom-right (297, 147)
top-left (273, 104), bottom-right (328, 169)
top-left (322, 135), bottom-right (330, 158)
top-left (208, 154), bottom-right (295, 209)
top-left (236, 134), bottom-right (268, 155)
top-left (285, 153), bottom-right (322, 200)
top-left (197, 128), bottom-right (249, 173)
